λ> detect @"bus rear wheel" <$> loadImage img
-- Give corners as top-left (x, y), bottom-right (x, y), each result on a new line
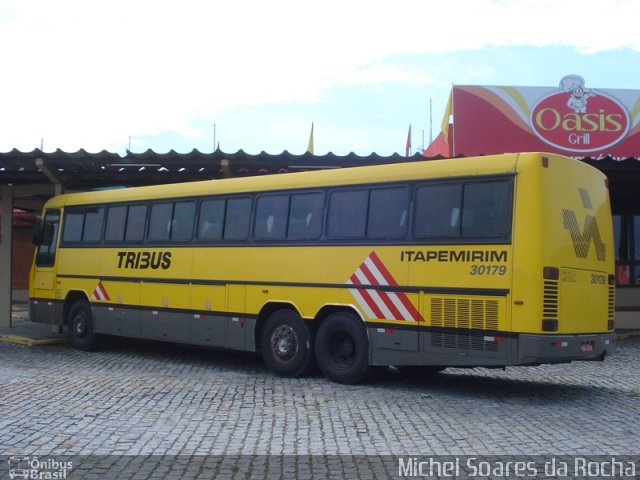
top-left (315, 312), bottom-right (371, 384)
top-left (68, 299), bottom-right (98, 351)
top-left (260, 309), bottom-right (316, 378)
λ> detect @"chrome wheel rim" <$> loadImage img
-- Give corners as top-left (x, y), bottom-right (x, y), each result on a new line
top-left (270, 325), bottom-right (298, 363)
top-left (73, 312), bottom-right (87, 338)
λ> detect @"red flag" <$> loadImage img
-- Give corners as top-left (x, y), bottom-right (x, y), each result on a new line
top-left (405, 124), bottom-right (412, 157)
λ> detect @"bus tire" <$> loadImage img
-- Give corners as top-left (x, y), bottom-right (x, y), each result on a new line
top-left (260, 309), bottom-right (316, 378)
top-left (315, 312), bottom-right (371, 384)
top-left (68, 299), bottom-right (98, 351)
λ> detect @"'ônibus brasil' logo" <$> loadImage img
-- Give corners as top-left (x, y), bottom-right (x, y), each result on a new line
top-left (531, 75), bottom-right (630, 153)
top-left (563, 188), bottom-right (606, 261)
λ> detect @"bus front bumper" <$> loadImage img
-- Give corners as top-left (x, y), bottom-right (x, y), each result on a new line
top-left (517, 333), bottom-right (617, 365)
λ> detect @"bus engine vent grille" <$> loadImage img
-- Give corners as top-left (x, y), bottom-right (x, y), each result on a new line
top-left (608, 283), bottom-right (615, 324)
top-left (430, 297), bottom-right (500, 351)
top-left (543, 280), bottom-right (559, 325)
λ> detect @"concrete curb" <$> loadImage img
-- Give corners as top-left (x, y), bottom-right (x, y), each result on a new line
top-left (0, 334), bottom-right (68, 347)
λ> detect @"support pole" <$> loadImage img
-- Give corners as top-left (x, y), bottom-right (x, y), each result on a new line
top-left (0, 186), bottom-right (14, 327)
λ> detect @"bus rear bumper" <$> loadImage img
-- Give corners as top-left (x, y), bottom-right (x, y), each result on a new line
top-left (517, 333), bottom-right (617, 365)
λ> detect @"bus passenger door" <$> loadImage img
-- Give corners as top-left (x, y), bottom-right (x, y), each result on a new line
top-left (30, 209), bottom-right (61, 324)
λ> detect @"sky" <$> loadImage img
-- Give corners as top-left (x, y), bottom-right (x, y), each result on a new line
top-left (1, 0), bottom-right (639, 156)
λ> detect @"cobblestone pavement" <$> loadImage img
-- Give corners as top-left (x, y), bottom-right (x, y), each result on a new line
top-left (1, 335), bottom-right (639, 478)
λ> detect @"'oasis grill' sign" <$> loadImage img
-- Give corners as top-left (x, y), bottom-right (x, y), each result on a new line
top-left (447, 75), bottom-right (640, 158)
top-left (531, 75), bottom-right (630, 152)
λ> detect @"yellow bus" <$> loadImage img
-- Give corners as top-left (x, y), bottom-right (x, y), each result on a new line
top-left (29, 152), bottom-right (616, 384)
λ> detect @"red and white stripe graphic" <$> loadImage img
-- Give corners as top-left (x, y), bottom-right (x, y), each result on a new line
top-left (347, 251), bottom-right (424, 322)
top-left (91, 281), bottom-right (110, 302)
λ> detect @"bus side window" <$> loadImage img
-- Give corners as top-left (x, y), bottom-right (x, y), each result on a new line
top-left (62, 208), bottom-right (84, 243)
top-left (125, 205), bottom-right (147, 243)
top-left (288, 192), bottom-right (323, 239)
top-left (148, 201), bottom-right (195, 243)
top-left (148, 203), bottom-right (172, 242)
top-left (198, 199), bottom-right (225, 241)
top-left (171, 201), bottom-right (195, 241)
top-left (414, 183), bottom-right (462, 238)
top-left (255, 195), bottom-right (289, 240)
top-left (461, 181), bottom-right (512, 237)
top-left (367, 187), bottom-right (409, 239)
top-left (83, 207), bottom-right (104, 243)
top-left (61, 207), bottom-right (104, 244)
top-left (328, 190), bottom-right (368, 239)
top-left (224, 197), bottom-right (251, 241)
top-left (105, 206), bottom-right (127, 242)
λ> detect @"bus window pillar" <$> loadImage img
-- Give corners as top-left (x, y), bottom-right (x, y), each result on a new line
top-left (0, 185), bottom-right (14, 327)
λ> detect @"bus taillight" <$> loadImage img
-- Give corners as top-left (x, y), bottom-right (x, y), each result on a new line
top-left (543, 266), bottom-right (559, 280)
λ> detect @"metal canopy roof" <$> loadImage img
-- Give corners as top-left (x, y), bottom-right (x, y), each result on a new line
top-left (0, 148), bottom-right (431, 189)
top-left (0, 149), bottom-right (638, 214)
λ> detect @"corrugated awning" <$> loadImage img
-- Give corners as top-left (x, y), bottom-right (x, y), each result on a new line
top-left (0, 149), bottom-right (638, 214)
top-left (0, 148), bottom-right (429, 189)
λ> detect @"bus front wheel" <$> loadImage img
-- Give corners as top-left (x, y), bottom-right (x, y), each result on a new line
top-left (260, 309), bottom-right (316, 378)
top-left (315, 312), bottom-right (371, 384)
top-left (68, 299), bottom-right (98, 351)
